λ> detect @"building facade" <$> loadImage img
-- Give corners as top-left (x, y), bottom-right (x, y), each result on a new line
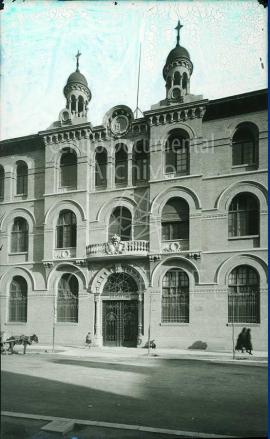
top-left (0, 25), bottom-right (268, 350)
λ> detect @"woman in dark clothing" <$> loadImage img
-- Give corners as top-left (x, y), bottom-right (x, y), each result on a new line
top-left (244, 328), bottom-right (253, 355)
top-left (235, 327), bottom-right (246, 353)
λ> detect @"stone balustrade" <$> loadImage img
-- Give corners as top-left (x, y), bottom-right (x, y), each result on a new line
top-left (86, 240), bottom-right (149, 257)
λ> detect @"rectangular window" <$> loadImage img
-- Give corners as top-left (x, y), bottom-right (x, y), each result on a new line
top-left (115, 161), bottom-right (128, 185)
top-left (162, 292), bottom-right (189, 323)
top-left (17, 174), bottom-right (28, 195)
top-left (95, 163), bottom-right (107, 187)
top-left (9, 296), bottom-right (27, 322)
top-left (162, 221), bottom-right (189, 241)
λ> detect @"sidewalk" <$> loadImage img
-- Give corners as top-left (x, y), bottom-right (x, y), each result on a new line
top-left (21, 343), bottom-right (268, 365)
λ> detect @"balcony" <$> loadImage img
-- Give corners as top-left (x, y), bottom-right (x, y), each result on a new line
top-left (86, 235), bottom-right (149, 259)
top-left (161, 239), bottom-right (189, 253)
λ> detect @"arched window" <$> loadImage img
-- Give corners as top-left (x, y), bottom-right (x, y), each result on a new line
top-left (78, 95), bottom-right (84, 114)
top-left (0, 165), bottom-right (4, 199)
top-left (228, 193), bottom-right (259, 237)
top-left (109, 206), bottom-right (132, 241)
top-left (228, 265), bottom-right (259, 323)
top-left (232, 125), bottom-right (257, 166)
top-left (162, 198), bottom-right (189, 242)
top-left (16, 161), bottom-right (28, 195)
top-left (95, 147), bottom-right (107, 188)
top-left (133, 140), bottom-right (149, 184)
top-left (11, 217), bottom-right (29, 253)
top-left (56, 210), bottom-right (77, 248)
top-left (167, 76), bottom-right (172, 89)
top-left (71, 95), bottom-right (76, 113)
top-left (9, 276), bottom-right (27, 322)
top-left (173, 71), bottom-right (181, 86)
top-left (60, 150), bottom-right (77, 189)
top-left (57, 274), bottom-right (78, 322)
top-left (165, 129), bottom-right (189, 175)
top-left (162, 268), bottom-right (189, 323)
top-left (182, 72), bottom-right (188, 91)
top-left (115, 143), bottom-right (128, 186)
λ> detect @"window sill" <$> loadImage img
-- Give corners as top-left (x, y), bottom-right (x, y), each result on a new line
top-left (159, 323), bottom-right (189, 326)
top-left (228, 235), bottom-right (259, 241)
top-left (5, 322), bottom-right (27, 325)
top-left (232, 164), bottom-right (257, 168)
top-left (226, 323), bottom-right (260, 327)
top-left (55, 322), bottom-right (79, 326)
top-left (8, 252), bottom-right (28, 256)
top-left (14, 194), bottom-right (27, 198)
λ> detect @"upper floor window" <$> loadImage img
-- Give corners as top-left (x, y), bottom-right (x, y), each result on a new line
top-left (232, 124), bottom-right (258, 166)
top-left (11, 217), bottom-right (29, 253)
top-left (16, 161), bottom-right (28, 196)
top-left (228, 265), bottom-right (259, 323)
top-left (57, 273), bottom-right (78, 323)
top-left (165, 129), bottom-right (190, 175)
top-left (56, 210), bottom-right (77, 248)
top-left (95, 147), bottom-right (107, 188)
top-left (0, 165), bottom-right (4, 199)
top-left (109, 206), bottom-right (132, 241)
top-left (133, 140), bottom-right (149, 184)
top-left (60, 150), bottom-right (77, 189)
top-left (9, 276), bottom-right (28, 322)
top-left (162, 268), bottom-right (189, 323)
top-left (115, 143), bottom-right (128, 186)
top-left (162, 197), bottom-right (189, 241)
top-left (228, 193), bottom-right (259, 238)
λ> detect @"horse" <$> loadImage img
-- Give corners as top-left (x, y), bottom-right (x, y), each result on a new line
top-left (5, 334), bottom-right (38, 354)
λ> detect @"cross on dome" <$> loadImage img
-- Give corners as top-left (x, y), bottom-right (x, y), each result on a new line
top-left (75, 50), bottom-right (82, 71)
top-left (175, 20), bottom-right (183, 46)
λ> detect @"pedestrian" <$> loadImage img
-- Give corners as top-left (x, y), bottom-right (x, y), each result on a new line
top-left (85, 332), bottom-right (92, 348)
top-left (244, 328), bottom-right (253, 355)
top-left (235, 327), bottom-right (246, 353)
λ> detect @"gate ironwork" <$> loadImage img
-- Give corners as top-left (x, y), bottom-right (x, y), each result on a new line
top-left (102, 300), bottom-right (138, 347)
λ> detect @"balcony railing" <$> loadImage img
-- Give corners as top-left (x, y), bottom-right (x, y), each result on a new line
top-left (86, 239), bottom-right (149, 258)
top-left (161, 239), bottom-right (189, 253)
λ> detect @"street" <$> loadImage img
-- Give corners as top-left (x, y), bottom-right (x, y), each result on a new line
top-left (1, 353), bottom-right (267, 438)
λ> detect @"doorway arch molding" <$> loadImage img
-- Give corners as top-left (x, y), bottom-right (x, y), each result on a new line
top-left (90, 263), bottom-right (148, 296)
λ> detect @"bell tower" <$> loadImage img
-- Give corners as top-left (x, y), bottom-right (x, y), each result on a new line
top-left (163, 21), bottom-right (193, 103)
top-left (62, 51), bottom-right (92, 122)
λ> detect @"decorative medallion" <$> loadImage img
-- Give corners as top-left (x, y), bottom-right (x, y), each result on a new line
top-left (104, 105), bottom-right (134, 139)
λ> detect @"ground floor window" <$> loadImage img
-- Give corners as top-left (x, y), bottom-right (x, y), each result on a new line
top-left (162, 268), bottom-right (189, 323)
top-left (57, 274), bottom-right (79, 323)
top-left (9, 276), bottom-right (27, 322)
top-left (228, 265), bottom-right (260, 323)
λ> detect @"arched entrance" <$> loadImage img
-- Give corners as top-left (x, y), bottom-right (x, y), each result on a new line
top-left (102, 272), bottom-right (139, 347)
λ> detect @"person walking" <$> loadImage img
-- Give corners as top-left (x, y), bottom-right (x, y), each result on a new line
top-left (235, 327), bottom-right (246, 353)
top-left (244, 328), bottom-right (253, 355)
top-left (85, 332), bottom-right (92, 348)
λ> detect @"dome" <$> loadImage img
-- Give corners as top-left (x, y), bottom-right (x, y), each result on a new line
top-left (66, 70), bottom-right (88, 87)
top-left (166, 45), bottom-right (190, 65)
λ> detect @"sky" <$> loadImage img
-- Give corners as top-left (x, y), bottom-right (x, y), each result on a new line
top-left (0, 0), bottom-right (267, 140)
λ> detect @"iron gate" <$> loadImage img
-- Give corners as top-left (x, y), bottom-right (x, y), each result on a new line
top-left (102, 300), bottom-right (138, 347)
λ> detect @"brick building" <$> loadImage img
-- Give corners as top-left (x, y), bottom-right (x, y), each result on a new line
top-left (0, 24), bottom-right (268, 350)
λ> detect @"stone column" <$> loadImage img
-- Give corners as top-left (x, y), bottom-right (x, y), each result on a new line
top-left (127, 152), bottom-right (133, 187)
top-left (137, 293), bottom-right (143, 346)
top-left (94, 295), bottom-right (102, 346)
top-left (107, 155), bottom-right (115, 190)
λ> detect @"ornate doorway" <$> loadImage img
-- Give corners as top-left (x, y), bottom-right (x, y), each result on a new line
top-left (103, 300), bottom-right (138, 347)
top-left (101, 272), bottom-right (139, 347)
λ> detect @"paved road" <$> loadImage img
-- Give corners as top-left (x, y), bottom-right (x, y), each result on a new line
top-left (1, 354), bottom-right (267, 437)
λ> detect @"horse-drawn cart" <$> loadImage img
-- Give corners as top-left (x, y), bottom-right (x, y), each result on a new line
top-left (1, 333), bottom-right (38, 354)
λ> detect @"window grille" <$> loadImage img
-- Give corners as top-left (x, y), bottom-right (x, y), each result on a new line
top-left (57, 274), bottom-right (78, 322)
top-left (228, 265), bottom-right (259, 323)
top-left (9, 276), bottom-right (27, 322)
top-left (162, 269), bottom-right (189, 323)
